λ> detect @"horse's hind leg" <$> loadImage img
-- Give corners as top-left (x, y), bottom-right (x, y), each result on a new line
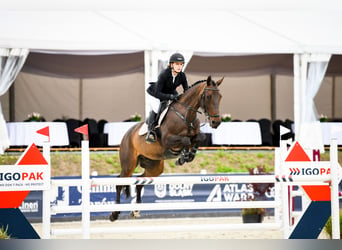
top-left (109, 183), bottom-right (132, 221)
top-left (109, 185), bottom-right (123, 221)
top-left (110, 136), bottom-right (139, 221)
top-left (130, 159), bottom-right (164, 219)
top-left (130, 184), bottom-right (143, 219)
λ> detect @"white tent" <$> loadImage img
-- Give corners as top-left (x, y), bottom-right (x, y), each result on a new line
top-left (1, 0), bottom-right (342, 152)
top-left (2, 0), bottom-right (342, 53)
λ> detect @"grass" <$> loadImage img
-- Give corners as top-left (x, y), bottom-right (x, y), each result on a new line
top-left (324, 210), bottom-right (342, 239)
top-left (0, 225), bottom-right (10, 239)
top-left (1, 148), bottom-right (341, 177)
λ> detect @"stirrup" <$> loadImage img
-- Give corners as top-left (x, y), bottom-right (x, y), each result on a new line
top-left (145, 130), bottom-right (157, 143)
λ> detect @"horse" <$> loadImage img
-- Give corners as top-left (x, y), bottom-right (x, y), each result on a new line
top-left (109, 75), bottom-right (223, 221)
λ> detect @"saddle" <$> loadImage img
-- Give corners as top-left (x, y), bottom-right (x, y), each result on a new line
top-left (138, 107), bottom-right (169, 136)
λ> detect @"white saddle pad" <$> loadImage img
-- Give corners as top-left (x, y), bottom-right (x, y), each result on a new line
top-left (138, 108), bottom-right (169, 136)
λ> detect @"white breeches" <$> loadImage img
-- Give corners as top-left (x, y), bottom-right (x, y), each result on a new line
top-left (147, 94), bottom-right (160, 113)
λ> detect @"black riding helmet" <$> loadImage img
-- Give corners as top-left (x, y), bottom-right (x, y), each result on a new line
top-left (169, 53), bottom-right (185, 64)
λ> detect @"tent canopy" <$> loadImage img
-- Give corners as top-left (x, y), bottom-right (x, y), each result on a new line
top-left (23, 51), bottom-right (145, 79)
top-left (1, 0), bottom-right (342, 55)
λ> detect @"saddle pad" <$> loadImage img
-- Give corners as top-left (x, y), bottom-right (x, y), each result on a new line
top-left (138, 123), bottom-right (148, 136)
top-left (138, 107), bottom-right (169, 136)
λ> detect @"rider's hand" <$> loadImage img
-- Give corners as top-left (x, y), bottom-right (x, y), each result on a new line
top-left (170, 94), bottom-right (178, 100)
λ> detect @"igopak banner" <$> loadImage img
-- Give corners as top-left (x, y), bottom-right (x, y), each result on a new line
top-left (0, 165), bottom-right (50, 191)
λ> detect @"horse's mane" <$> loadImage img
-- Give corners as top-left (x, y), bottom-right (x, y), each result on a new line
top-left (190, 79), bottom-right (207, 88)
top-left (175, 80), bottom-right (206, 100)
top-left (177, 78), bottom-right (216, 100)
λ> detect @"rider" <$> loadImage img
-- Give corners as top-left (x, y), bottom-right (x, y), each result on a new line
top-left (145, 53), bottom-right (189, 143)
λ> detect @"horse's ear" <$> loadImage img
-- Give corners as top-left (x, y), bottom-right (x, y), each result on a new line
top-left (216, 77), bottom-right (224, 86)
top-left (206, 75), bottom-right (212, 85)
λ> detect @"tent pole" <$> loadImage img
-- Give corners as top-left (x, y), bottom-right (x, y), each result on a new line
top-left (332, 76), bottom-right (336, 119)
top-left (144, 50), bottom-right (152, 119)
top-left (9, 84), bottom-right (15, 121)
top-left (293, 54), bottom-right (308, 140)
top-left (293, 54), bottom-right (301, 139)
top-left (79, 78), bottom-right (83, 120)
top-left (270, 73), bottom-right (276, 121)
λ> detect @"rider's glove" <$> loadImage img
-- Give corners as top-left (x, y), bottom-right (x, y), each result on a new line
top-left (170, 94), bottom-right (178, 100)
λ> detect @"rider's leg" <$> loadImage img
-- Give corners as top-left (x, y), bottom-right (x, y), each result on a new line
top-left (145, 96), bottom-right (160, 143)
top-left (145, 100), bottom-right (168, 143)
top-left (145, 110), bottom-right (157, 143)
top-left (155, 101), bottom-right (168, 124)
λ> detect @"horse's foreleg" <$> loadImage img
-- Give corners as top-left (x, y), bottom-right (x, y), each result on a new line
top-left (188, 133), bottom-right (206, 162)
top-left (166, 135), bottom-right (191, 166)
top-left (176, 147), bottom-right (188, 166)
top-left (187, 145), bottom-right (198, 162)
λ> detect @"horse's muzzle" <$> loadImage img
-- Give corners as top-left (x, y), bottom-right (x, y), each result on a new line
top-left (210, 119), bottom-right (221, 129)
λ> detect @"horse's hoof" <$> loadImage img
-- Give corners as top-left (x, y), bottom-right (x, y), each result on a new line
top-left (130, 210), bottom-right (140, 219)
top-left (109, 212), bottom-right (119, 222)
top-left (188, 153), bottom-right (195, 162)
top-left (176, 157), bottom-right (185, 166)
top-left (184, 153), bottom-right (190, 162)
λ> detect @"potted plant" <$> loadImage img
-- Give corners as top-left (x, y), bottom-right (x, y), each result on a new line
top-left (25, 112), bottom-right (46, 122)
top-left (124, 112), bottom-right (142, 122)
top-left (221, 113), bottom-right (231, 122)
top-left (320, 114), bottom-right (328, 122)
top-left (242, 207), bottom-right (265, 223)
top-left (241, 165), bottom-right (274, 223)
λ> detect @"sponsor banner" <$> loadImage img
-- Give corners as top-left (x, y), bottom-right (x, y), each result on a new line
top-left (288, 167), bottom-right (330, 176)
top-left (18, 191), bottom-right (43, 220)
top-left (0, 165), bottom-right (50, 191)
top-left (49, 174), bottom-right (276, 218)
top-left (21, 174), bottom-right (342, 221)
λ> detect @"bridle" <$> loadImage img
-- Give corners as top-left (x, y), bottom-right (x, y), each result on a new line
top-left (169, 83), bottom-right (220, 136)
top-left (200, 86), bottom-right (221, 119)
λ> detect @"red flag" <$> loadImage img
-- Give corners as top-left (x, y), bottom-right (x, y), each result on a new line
top-left (74, 124), bottom-right (89, 140)
top-left (36, 126), bottom-right (50, 142)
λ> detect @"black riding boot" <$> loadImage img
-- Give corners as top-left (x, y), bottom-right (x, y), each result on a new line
top-left (145, 111), bottom-right (157, 143)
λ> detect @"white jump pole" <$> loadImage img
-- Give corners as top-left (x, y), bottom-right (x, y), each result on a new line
top-left (279, 140), bottom-right (291, 238)
top-left (81, 140), bottom-right (90, 239)
top-left (50, 174), bottom-right (332, 187)
top-left (274, 146), bottom-right (283, 235)
top-left (42, 141), bottom-right (51, 239)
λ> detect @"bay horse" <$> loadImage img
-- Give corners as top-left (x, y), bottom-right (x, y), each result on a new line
top-left (109, 75), bottom-right (223, 221)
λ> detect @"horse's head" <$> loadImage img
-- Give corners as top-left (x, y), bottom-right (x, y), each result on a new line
top-left (201, 76), bottom-right (223, 128)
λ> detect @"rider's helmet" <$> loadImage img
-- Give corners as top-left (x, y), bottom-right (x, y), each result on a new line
top-left (169, 53), bottom-right (185, 64)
